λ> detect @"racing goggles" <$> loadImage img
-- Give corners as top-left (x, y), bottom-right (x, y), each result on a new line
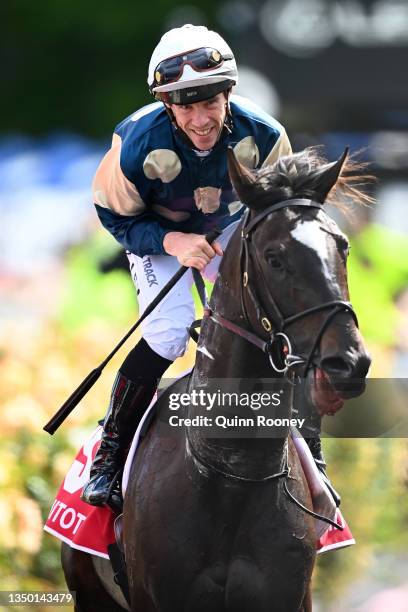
top-left (153, 48), bottom-right (233, 88)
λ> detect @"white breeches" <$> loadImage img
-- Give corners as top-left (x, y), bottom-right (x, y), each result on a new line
top-left (127, 220), bottom-right (241, 361)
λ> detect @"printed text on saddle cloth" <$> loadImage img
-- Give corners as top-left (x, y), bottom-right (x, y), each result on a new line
top-left (44, 428), bottom-right (115, 559)
top-left (44, 427), bottom-right (355, 558)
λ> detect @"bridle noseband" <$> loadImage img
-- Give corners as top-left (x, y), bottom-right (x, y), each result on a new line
top-left (208, 198), bottom-right (358, 378)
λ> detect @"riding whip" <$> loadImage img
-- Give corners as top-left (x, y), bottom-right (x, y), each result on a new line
top-left (43, 228), bottom-right (222, 435)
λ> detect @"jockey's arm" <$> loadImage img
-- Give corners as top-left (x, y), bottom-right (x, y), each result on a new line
top-left (92, 136), bottom-right (175, 257)
top-left (92, 134), bottom-right (223, 268)
top-left (94, 204), bottom-right (171, 256)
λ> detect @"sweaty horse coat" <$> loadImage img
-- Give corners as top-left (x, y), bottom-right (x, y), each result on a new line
top-left (62, 146), bottom-right (371, 612)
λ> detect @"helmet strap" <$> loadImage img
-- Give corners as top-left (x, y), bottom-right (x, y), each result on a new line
top-left (223, 88), bottom-right (233, 135)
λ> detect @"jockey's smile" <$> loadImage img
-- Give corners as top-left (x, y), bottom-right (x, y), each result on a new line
top-left (168, 93), bottom-right (227, 150)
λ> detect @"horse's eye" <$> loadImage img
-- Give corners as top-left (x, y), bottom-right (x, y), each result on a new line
top-left (340, 242), bottom-right (350, 259)
top-left (267, 253), bottom-right (284, 270)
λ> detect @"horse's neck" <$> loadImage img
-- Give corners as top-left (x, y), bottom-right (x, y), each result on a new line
top-left (187, 238), bottom-right (292, 480)
top-left (186, 371), bottom-right (292, 481)
top-left (195, 229), bottom-right (270, 380)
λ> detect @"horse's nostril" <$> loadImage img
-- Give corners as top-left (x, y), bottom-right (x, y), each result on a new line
top-left (320, 356), bottom-right (351, 376)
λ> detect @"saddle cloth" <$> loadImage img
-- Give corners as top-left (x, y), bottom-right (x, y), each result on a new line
top-left (44, 399), bottom-right (157, 559)
top-left (44, 411), bottom-right (355, 559)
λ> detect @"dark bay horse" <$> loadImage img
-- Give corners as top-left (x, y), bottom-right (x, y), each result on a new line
top-left (62, 147), bottom-right (371, 611)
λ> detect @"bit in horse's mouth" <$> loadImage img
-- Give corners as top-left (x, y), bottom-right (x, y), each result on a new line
top-left (310, 368), bottom-right (345, 416)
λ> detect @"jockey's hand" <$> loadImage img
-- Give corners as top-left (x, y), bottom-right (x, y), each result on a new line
top-left (163, 231), bottom-right (223, 271)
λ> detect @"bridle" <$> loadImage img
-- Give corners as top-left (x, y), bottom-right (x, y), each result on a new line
top-left (207, 198), bottom-right (358, 378)
top-left (190, 198), bottom-right (353, 530)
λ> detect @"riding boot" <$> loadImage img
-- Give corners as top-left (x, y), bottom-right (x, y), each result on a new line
top-left (81, 339), bottom-right (172, 512)
top-left (306, 437), bottom-right (341, 507)
top-left (80, 372), bottom-right (156, 511)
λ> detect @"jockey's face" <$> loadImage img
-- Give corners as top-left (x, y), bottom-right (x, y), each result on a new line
top-left (169, 93), bottom-right (227, 150)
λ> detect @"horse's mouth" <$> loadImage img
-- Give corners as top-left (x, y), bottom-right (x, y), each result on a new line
top-left (308, 366), bottom-right (368, 415)
top-left (310, 368), bottom-right (345, 416)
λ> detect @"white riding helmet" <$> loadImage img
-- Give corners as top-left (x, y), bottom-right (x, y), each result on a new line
top-left (148, 24), bottom-right (238, 104)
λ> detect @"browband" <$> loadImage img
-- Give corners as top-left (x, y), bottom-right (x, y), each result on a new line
top-left (242, 198), bottom-right (322, 237)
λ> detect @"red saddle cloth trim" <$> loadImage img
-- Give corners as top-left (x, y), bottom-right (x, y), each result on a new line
top-left (44, 428), bottom-right (355, 558)
top-left (317, 508), bottom-right (355, 554)
top-left (44, 427), bottom-right (115, 559)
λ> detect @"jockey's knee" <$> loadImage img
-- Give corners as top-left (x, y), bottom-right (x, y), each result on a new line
top-left (142, 326), bottom-right (190, 362)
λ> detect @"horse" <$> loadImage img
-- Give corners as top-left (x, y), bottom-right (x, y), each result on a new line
top-left (62, 146), bottom-right (371, 611)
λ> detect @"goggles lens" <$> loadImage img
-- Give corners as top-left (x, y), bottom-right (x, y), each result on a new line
top-left (154, 48), bottom-right (232, 87)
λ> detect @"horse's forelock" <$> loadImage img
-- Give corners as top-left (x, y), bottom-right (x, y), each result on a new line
top-left (248, 147), bottom-right (374, 211)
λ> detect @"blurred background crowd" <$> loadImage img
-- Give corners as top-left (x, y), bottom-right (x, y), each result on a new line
top-left (1, 1), bottom-right (407, 610)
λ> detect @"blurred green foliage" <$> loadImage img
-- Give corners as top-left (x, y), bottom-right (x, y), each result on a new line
top-left (59, 232), bottom-right (136, 332)
top-left (2, 0), bottom-right (219, 137)
top-left (1, 237), bottom-right (407, 608)
top-left (315, 438), bottom-right (408, 605)
top-left (348, 224), bottom-right (408, 346)
top-left (1, 3), bottom-right (408, 601)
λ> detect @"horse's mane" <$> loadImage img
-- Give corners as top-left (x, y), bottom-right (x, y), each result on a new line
top-left (253, 146), bottom-right (374, 209)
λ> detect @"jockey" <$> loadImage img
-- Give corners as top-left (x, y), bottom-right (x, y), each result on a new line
top-left (81, 24), bottom-right (334, 511)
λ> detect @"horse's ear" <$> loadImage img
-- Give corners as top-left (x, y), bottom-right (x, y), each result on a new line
top-left (227, 147), bottom-right (257, 205)
top-left (315, 147), bottom-right (349, 203)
